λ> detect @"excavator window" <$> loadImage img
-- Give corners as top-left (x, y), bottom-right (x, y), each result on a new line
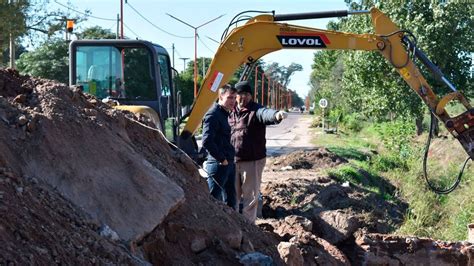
top-left (157, 54), bottom-right (171, 97)
top-left (156, 53), bottom-right (175, 141)
top-left (75, 45), bottom-right (157, 101)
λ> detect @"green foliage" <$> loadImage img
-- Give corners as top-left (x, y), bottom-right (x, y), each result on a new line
top-left (15, 26), bottom-right (118, 84)
top-left (16, 38), bottom-right (69, 83)
top-left (265, 62), bottom-right (303, 88)
top-left (0, 1), bottom-right (28, 40)
top-left (374, 119), bottom-right (416, 157)
top-left (290, 91), bottom-right (304, 108)
top-left (0, 1), bottom-right (28, 66)
top-left (342, 113), bottom-right (364, 133)
top-left (329, 165), bottom-right (364, 184)
top-left (328, 163), bottom-right (396, 201)
top-left (372, 154), bottom-right (407, 172)
top-left (173, 73), bottom-right (194, 107)
top-left (328, 146), bottom-right (370, 161)
top-left (443, 205), bottom-right (473, 240)
top-left (313, 115), bottom-right (474, 241)
top-left (21, 2), bottom-right (87, 47)
top-left (310, 0), bottom-right (473, 133)
top-left (76, 26), bottom-right (116, 39)
top-left (327, 108), bottom-right (343, 122)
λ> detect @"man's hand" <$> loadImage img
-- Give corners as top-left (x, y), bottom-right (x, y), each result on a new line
top-left (220, 159), bottom-right (229, 166)
top-left (275, 111), bottom-right (288, 121)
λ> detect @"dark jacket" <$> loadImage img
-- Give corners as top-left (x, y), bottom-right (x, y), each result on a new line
top-left (202, 103), bottom-right (235, 163)
top-left (229, 101), bottom-right (279, 162)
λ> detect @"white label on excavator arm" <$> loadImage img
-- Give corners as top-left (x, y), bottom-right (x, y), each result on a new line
top-left (209, 72), bottom-right (224, 92)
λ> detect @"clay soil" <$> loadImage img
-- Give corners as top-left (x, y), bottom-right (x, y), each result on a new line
top-left (1, 68), bottom-right (473, 265)
top-left (0, 68), bottom-right (283, 265)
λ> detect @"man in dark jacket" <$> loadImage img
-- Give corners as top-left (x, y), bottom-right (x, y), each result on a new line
top-left (229, 81), bottom-right (288, 222)
top-left (202, 84), bottom-right (237, 209)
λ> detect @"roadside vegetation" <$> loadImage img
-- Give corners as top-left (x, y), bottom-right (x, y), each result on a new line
top-left (307, 0), bottom-right (473, 241)
top-left (311, 113), bottom-right (474, 241)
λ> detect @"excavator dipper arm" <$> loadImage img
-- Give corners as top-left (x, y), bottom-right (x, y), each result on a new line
top-left (179, 7), bottom-right (474, 160)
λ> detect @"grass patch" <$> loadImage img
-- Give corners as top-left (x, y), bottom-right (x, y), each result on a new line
top-left (372, 154), bottom-right (408, 172)
top-left (328, 164), bottom-right (396, 201)
top-left (327, 146), bottom-right (371, 161)
top-left (328, 165), bottom-right (365, 185)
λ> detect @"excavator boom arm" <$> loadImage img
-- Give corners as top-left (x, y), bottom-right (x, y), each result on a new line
top-left (180, 7), bottom-right (474, 159)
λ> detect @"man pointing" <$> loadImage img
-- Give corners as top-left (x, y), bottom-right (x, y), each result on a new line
top-left (229, 80), bottom-right (288, 222)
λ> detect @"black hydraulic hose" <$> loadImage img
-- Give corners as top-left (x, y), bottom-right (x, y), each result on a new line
top-left (402, 36), bottom-right (457, 92)
top-left (423, 112), bottom-right (470, 194)
top-left (274, 10), bottom-right (349, 21)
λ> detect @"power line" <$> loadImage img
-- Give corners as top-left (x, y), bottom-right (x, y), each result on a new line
top-left (125, 2), bottom-right (194, 39)
top-left (197, 35), bottom-right (215, 54)
top-left (167, 46), bottom-right (184, 59)
top-left (107, 21), bottom-right (117, 31)
top-left (123, 22), bottom-right (141, 39)
top-left (53, 0), bottom-right (116, 21)
top-left (174, 48), bottom-right (183, 58)
top-left (206, 35), bottom-right (220, 44)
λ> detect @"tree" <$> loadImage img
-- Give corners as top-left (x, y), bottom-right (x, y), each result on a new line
top-left (310, 0), bottom-right (473, 131)
top-left (179, 57), bottom-right (213, 106)
top-left (22, 2), bottom-right (87, 45)
top-left (290, 90), bottom-right (304, 108)
top-left (173, 74), bottom-right (194, 107)
top-left (0, 1), bottom-right (28, 66)
top-left (264, 62), bottom-right (303, 87)
top-left (16, 38), bottom-right (69, 83)
top-left (16, 26), bottom-right (117, 84)
top-left (77, 26), bottom-right (116, 40)
top-left (1, 1), bottom-right (87, 67)
top-left (281, 63), bottom-right (303, 87)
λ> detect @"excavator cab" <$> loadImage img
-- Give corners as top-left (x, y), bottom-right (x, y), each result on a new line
top-left (69, 39), bottom-right (180, 143)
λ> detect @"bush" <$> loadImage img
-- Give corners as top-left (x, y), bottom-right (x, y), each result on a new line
top-left (342, 113), bottom-right (364, 133)
top-left (374, 119), bottom-right (416, 158)
top-left (372, 154), bottom-right (408, 172)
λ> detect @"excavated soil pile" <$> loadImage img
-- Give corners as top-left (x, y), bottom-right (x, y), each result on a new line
top-left (267, 147), bottom-right (347, 170)
top-left (258, 148), bottom-right (474, 264)
top-left (3, 68), bottom-right (473, 265)
top-left (0, 68), bottom-right (286, 265)
top-left (0, 168), bottom-right (144, 265)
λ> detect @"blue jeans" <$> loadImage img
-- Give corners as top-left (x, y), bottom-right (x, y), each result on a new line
top-left (205, 160), bottom-right (236, 210)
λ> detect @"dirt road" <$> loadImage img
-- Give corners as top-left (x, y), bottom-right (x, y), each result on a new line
top-left (266, 112), bottom-right (315, 156)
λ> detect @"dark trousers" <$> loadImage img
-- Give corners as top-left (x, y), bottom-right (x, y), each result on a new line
top-left (205, 161), bottom-right (236, 210)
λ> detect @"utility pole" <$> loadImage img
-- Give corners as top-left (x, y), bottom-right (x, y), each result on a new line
top-left (9, 33), bottom-right (15, 68)
top-left (8, 0), bottom-right (16, 68)
top-left (116, 14), bottom-right (120, 39)
top-left (166, 13), bottom-right (224, 98)
top-left (180, 57), bottom-right (189, 73)
top-left (120, 0), bottom-right (125, 39)
top-left (202, 57), bottom-right (205, 78)
top-left (172, 43), bottom-right (175, 69)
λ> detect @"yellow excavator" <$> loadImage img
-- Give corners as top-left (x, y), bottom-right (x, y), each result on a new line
top-left (178, 7), bottom-right (474, 165)
top-left (69, 39), bottom-right (181, 142)
top-left (69, 8), bottom-right (472, 191)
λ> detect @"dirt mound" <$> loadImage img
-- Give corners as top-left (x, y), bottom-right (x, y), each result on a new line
top-left (356, 234), bottom-right (474, 264)
top-left (2, 68), bottom-right (471, 264)
top-left (260, 149), bottom-right (408, 264)
top-left (267, 148), bottom-right (347, 170)
top-left (0, 68), bottom-right (286, 264)
top-left (0, 168), bottom-right (144, 264)
top-left (260, 146), bottom-right (474, 264)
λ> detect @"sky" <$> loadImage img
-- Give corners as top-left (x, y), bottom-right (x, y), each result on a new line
top-left (52, 0), bottom-right (350, 98)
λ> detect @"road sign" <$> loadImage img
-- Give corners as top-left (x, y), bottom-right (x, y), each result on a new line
top-left (319, 98), bottom-right (328, 108)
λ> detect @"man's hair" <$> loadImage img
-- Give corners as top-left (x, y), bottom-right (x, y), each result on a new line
top-left (219, 84), bottom-right (237, 95)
